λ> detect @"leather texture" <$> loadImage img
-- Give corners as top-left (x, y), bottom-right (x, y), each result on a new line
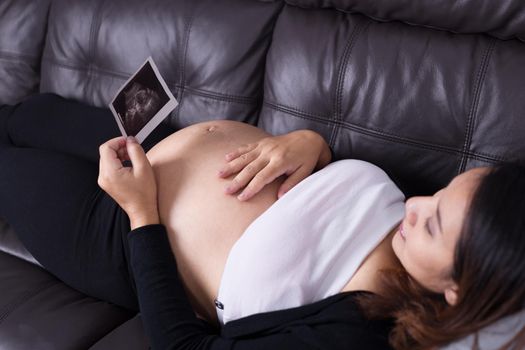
top-left (40, 0), bottom-right (283, 129)
top-left (259, 3), bottom-right (525, 197)
top-left (1, 0), bottom-right (525, 348)
top-left (89, 315), bottom-right (150, 350)
top-left (0, 251), bottom-right (134, 349)
top-left (286, 0), bottom-right (525, 42)
top-left (0, 0), bottom-right (51, 104)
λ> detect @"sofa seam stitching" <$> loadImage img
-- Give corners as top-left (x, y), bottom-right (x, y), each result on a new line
top-left (335, 20), bottom-right (370, 122)
top-left (41, 57), bottom-right (134, 80)
top-left (174, 2), bottom-right (199, 124)
top-left (330, 19), bottom-right (366, 149)
top-left (40, 58), bottom-right (260, 104)
top-left (263, 101), bottom-right (507, 162)
top-left (285, 2), bottom-right (525, 43)
top-left (86, 0), bottom-right (105, 98)
top-left (0, 280), bottom-right (58, 325)
top-left (183, 86), bottom-right (257, 105)
top-left (0, 51), bottom-right (38, 62)
top-left (265, 100), bottom-right (329, 121)
top-left (335, 20), bottom-right (371, 151)
top-left (457, 39), bottom-right (497, 174)
top-left (254, 0), bottom-right (286, 125)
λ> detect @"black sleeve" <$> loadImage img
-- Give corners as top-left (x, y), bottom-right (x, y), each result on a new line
top-left (127, 224), bottom-right (324, 350)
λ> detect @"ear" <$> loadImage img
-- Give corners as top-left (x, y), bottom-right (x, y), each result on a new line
top-left (444, 284), bottom-right (459, 306)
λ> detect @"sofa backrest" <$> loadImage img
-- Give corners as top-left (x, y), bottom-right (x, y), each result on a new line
top-left (15, 0), bottom-right (524, 198)
top-left (284, 0), bottom-right (525, 42)
top-left (39, 0), bottom-right (282, 128)
top-left (0, 0), bottom-right (50, 104)
top-left (258, 1), bottom-right (525, 197)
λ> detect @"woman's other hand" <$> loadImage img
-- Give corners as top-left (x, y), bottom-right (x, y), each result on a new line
top-left (98, 136), bottom-right (159, 230)
top-left (218, 130), bottom-right (331, 201)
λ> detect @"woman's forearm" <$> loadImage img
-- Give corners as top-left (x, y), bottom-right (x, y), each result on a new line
top-left (128, 224), bottom-right (335, 350)
top-left (128, 224), bottom-right (221, 349)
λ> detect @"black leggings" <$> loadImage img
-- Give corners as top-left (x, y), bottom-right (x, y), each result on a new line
top-left (0, 93), bottom-right (176, 311)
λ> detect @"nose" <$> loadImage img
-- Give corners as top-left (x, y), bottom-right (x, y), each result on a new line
top-left (405, 196), bottom-right (430, 227)
top-left (406, 199), bottom-right (417, 226)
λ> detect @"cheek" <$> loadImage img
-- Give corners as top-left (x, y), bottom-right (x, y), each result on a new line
top-left (393, 231), bottom-right (440, 284)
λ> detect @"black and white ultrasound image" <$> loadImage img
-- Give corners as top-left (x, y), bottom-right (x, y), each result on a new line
top-left (112, 61), bottom-right (170, 136)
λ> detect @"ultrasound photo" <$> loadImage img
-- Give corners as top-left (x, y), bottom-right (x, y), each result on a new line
top-left (110, 57), bottom-right (178, 143)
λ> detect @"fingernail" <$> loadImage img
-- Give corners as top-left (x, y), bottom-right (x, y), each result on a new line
top-left (238, 192), bottom-right (247, 200)
top-left (127, 136), bottom-right (136, 143)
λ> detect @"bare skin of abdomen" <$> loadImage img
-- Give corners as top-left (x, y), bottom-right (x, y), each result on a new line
top-left (146, 120), bottom-right (283, 325)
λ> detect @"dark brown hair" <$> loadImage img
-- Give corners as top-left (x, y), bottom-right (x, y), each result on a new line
top-left (357, 162), bottom-right (525, 350)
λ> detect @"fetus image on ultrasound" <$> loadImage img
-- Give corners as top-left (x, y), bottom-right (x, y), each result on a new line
top-left (110, 58), bottom-right (174, 140)
top-left (123, 82), bottom-right (161, 136)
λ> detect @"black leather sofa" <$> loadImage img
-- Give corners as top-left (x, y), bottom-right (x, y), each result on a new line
top-left (1, 0), bottom-right (524, 348)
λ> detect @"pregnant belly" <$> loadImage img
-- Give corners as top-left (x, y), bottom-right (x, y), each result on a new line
top-left (146, 120), bottom-right (283, 324)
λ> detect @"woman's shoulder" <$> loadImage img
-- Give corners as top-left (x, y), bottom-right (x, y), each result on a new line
top-left (325, 159), bottom-right (392, 180)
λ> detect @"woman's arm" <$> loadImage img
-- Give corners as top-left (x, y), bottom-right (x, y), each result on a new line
top-left (128, 223), bottom-right (329, 349)
top-left (97, 135), bottom-right (325, 349)
top-left (218, 129), bottom-right (332, 201)
top-left (97, 135), bottom-right (160, 229)
top-left (97, 136), bottom-right (386, 350)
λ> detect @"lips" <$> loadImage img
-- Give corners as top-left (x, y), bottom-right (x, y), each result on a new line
top-left (400, 222), bottom-right (406, 240)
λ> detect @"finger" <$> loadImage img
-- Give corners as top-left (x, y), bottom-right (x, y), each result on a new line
top-left (125, 136), bottom-right (150, 174)
top-left (277, 165), bottom-right (312, 198)
top-left (103, 136), bottom-right (128, 152)
top-left (118, 147), bottom-right (130, 162)
top-left (219, 149), bottom-right (259, 178)
top-left (99, 138), bottom-right (127, 171)
top-left (224, 143), bottom-right (257, 162)
top-left (237, 163), bottom-right (285, 201)
top-left (224, 158), bottom-right (267, 194)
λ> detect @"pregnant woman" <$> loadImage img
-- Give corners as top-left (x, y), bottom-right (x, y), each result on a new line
top-left (1, 94), bottom-right (524, 350)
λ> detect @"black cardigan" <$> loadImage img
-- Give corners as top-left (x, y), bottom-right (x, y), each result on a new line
top-left (127, 224), bottom-right (393, 350)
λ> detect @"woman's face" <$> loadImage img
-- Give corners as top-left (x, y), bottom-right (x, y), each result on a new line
top-left (391, 167), bottom-right (490, 305)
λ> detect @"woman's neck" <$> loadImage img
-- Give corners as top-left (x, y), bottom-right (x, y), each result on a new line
top-left (341, 226), bottom-right (403, 295)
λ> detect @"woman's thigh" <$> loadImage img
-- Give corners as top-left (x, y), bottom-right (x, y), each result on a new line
top-left (0, 98), bottom-right (140, 311)
top-left (4, 93), bottom-right (175, 163)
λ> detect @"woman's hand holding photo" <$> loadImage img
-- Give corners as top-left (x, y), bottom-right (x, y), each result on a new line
top-left (98, 136), bottom-right (160, 230)
top-left (218, 129), bottom-right (331, 201)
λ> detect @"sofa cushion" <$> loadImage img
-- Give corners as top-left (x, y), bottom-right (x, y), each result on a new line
top-left (259, 3), bottom-right (525, 198)
top-left (285, 0), bottom-right (525, 42)
top-left (89, 315), bottom-right (149, 350)
top-left (40, 0), bottom-right (283, 129)
top-left (0, 0), bottom-right (51, 105)
top-left (0, 250), bottom-right (135, 350)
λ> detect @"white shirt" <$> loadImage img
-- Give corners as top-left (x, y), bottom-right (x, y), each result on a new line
top-left (216, 159), bottom-right (406, 325)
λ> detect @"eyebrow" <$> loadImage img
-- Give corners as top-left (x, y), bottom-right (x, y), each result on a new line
top-left (436, 197), bottom-right (443, 234)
